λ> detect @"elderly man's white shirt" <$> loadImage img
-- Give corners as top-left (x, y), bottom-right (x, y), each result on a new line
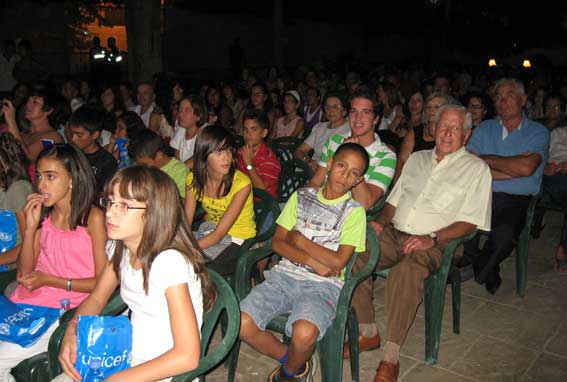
top-left (388, 147), bottom-right (492, 235)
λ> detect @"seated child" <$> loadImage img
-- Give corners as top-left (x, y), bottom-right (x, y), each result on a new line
top-left (57, 166), bottom-right (215, 382)
top-left (104, 111), bottom-right (146, 160)
top-left (1, 144), bottom-right (107, 381)
top-left (68, 106), bottom-right (118, 195)
top-left (129, 129), bottom-right (188, 199)
top-left (237, 109), bottom-right (281, 199)
top-left (185, 125), bottom-right (256, 275)
top-left (169, 96), bottom-right (207, 168)
top-left (239, 142), bottom-right (368, 381)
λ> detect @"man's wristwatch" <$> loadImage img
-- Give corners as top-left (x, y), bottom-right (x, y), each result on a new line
top-left (429, 232), bottom-right (439, 246)
top-left (246, 164), bottom-right (254, 171)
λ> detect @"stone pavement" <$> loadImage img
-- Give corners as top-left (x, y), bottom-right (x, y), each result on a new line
top-left (204, 210), bottom-right (567, 381)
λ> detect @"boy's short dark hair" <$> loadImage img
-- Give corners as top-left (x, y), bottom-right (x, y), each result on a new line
top-left (334, 142), bottom-right (370, 175)
top-left (349, 88), bottom-right (383, 118)
top-left (242, 108), bottom-right (270, 132)
top-left (68, 106), bottom-right (104, 134)
top-left (29, 88), bottom-right (70, 128)
top-left (128, 129), bottom-right (167, 159)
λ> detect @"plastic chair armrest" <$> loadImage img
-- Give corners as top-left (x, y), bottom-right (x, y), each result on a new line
top-left (234, 245), bottom-right (274, 300)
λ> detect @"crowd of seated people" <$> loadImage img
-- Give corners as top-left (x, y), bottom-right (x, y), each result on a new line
top-left (0, 59), bottom-right (563, 381)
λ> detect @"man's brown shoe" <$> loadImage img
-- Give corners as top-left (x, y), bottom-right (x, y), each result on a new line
top-left (373, 360), bottom-right (399, 382)
top-left (342, 333), bottom-right (381, 359)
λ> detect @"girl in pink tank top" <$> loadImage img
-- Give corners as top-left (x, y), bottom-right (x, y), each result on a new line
top-left (10, 144), bottom-right (107, 308)
top-left (0, 144), bottom-right (107, 381)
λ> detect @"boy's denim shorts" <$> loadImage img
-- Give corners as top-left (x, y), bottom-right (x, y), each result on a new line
top-left (240, 269), bottom-right (342, 340)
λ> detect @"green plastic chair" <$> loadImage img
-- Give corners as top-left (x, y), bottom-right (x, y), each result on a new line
top-left (277, 159), bottom-right (313, 204)
top-left (268, 136), bottom-right (304, 163)
top-left (0, 268), bottom-right (16, 294)
top-left (531, 190), bottom-right (563, 239)
top-left (191, 188), bottom-right (280, 280)
top-left (515, 194), bottom-right (540, 297)
top-left (227, 225), bottom-right (381, 382)
top-left (374, 230), bottom-right (477, 365)
top-left (219, 188), bottom-right (280, 287)
top-left (473, 193), bottom-right (540, 298)
top-left (11, 289), bottom-right (128, 382)
top-left (172, 270), bottom-right (241, 381)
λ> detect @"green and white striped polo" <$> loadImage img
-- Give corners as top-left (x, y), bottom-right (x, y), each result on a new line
top-left (319, 132), bottom-right (397, 192)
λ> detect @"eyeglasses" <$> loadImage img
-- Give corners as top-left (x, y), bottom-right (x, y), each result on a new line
top-left (325, 104), bottom-right (343, 111)
top-left (99, 198), bottom-right (147, 213)
top-left (545, 105), bottom-right (561, 111)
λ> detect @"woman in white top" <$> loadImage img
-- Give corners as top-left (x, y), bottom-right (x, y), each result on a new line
top-left (57, 166), bottom-right (216, 382)
top-left (294, 91), bottom-right (349, 172)
top-left (169, 96), bottom-right (208, 168)
top-left (271, 90), bottom-right (305, 139)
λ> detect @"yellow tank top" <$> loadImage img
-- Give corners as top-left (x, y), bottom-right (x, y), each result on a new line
top-left (187, 170), bottom-right (256, 240)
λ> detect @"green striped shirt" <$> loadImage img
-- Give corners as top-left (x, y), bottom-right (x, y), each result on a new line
top-left (319, 133), bottom-right (397, 192)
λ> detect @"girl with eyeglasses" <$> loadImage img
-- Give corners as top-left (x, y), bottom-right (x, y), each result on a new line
top-left (0, 144), bottom-right (107, 380)
top-left (57, 165), bottom-right (216, 382)
top-left (185, 125), bottom-right (256, 275)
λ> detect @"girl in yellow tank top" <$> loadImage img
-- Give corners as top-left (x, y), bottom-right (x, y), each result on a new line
top-left (184, 125), bottom-right (256, 273)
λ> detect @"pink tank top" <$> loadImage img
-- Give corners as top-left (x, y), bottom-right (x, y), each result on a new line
top-left (10, 216), bottom-right (95, 309)
top-left (273, 116), bottom-right (302, 139)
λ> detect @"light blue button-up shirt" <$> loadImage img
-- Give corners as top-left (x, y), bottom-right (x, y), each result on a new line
top-left (466, 117), bottom-right (549, 195)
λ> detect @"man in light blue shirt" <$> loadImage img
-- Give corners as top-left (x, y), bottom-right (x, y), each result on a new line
top-left (465, 78), bottom-right (550, 294)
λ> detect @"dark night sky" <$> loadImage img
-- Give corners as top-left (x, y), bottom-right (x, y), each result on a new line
top-left (167, 0), bottom-right (567, 54)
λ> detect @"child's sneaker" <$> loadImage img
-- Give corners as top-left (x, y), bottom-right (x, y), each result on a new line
top-left (266, 356), bottom-right (318, 382)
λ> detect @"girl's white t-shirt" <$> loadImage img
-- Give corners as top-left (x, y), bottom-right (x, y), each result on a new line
top-left (119, 248), bottom-right (204, 361)
top-left (169, 127), bottom-right (196, 163)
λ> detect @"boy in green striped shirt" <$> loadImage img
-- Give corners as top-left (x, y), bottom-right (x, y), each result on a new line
top-left (309, 89), bottom-right (397, 209)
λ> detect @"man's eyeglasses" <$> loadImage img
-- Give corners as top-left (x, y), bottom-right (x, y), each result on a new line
top-left (99, 198), bottom-right (147, 213)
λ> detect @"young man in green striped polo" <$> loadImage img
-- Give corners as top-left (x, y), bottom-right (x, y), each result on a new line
top-left (308, 89), bottom-right (397, 210)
